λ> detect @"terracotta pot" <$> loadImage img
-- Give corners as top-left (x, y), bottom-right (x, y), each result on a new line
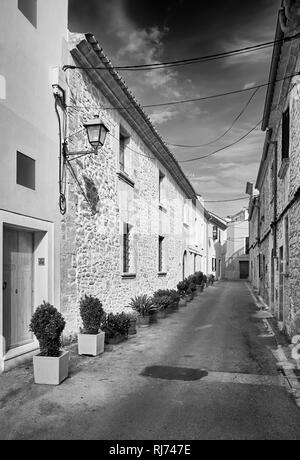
top-left (157, 309), bottom-right (167, 319)
top-left (105, 334), bottom-right (127, 345)
top-left (33, 350), bottom-right (69, 385)
top-left (128, 318), bottom-right (137, 335)
top-left (179, 298), bottom-right (187, 307)
top-left (149, 312), bottom-right (158, 323)
top-left (78, 331), bottom-right (105, 356)
top-left (138, 315), bottom-right (150, 327)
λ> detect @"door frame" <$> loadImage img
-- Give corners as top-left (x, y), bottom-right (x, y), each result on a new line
top-left (0, 210), bottom-right (54, 371)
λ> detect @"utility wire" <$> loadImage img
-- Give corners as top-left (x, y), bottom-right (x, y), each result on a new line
top-left (168, 87), bottom-right (260, 148)
top-left (179, 119), bottom-right (262, 163)
top-left (66, 71), bottom-right (300, 112)
top-left (63, 32), bottom-right (300, 72)
top-left (205, 197), bottom-right (249, 203)
top-left (179, 78), bottom-right (298, 163)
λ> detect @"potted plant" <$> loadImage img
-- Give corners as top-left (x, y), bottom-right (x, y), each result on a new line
top-left (177, 280), bottom-right (188, 306)
top-left (152, 290), bottom-right (171, 318)
top-left (125, 309), bottom-right (138, 335)
top-left (78, 295), bottom-right (106, 356)
top-left (187, 275), bottom-right (197, 300)
top-left (168, 289), bottom-right (180, 310)
top-left (29, 302), bottom-right (68, 385)
top-left (129, 295), bottom-right (157, 326)
top-left (102, 312), bottom-right (130, 344)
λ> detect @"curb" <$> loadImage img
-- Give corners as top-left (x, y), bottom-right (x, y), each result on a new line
top-left (245, 282), bottom-right (300, 407)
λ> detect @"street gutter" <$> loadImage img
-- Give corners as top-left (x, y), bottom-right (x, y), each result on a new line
top-left (244, 282), bottom-right (300, 408)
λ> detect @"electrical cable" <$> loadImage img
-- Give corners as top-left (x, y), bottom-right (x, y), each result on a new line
top-left (179, 119), bottom-right (262, 163)
top-left (66, 71), bottom-right (300, 112)
top-left (179, 79), bottom-right (299, 163)
top-left (168, 87), bottom-right (260, 148)
top-left (62, 32), bottom-right (300, 72)
top-left (204, 197), bottom-right (249, 203)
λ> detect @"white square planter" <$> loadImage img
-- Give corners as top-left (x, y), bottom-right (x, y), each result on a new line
top-left (78, 331), bottom-right (105, 356)
top-left (33, 350), bottom-right (69, 385)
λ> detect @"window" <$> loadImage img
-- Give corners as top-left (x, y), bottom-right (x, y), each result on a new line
top-left (123, 223), bottom-right (131, 273)
top-left (282, 107), bottom-right (290, 160)
top-left (284, 216), bottom-right (289, 273)
top-left (18, 0), bottom-right (37, 27)
top-left (159, 171), bottom-right (165, 203)
top-left (119, 134), bottom-right (126, 171)
top-left (16, 152), bottom-right (35, 190)
top-left (212, 258), bottom-right (217, 272)
top-left (270, 162), bottom-right (275, 200)
top-left (158, 236), bottom-right (164, 272)
top-left (213, 226), bottom-right (218, 240)
top-left (245, 237), bottom-right (250, 255)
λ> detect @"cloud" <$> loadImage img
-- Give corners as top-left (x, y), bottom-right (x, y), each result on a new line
top-left (243, 82), bottom-right (256, 89)
top-left (116, 25), bottom-right (184, 99)
top-left (149, 109), bottom-right (179, 125)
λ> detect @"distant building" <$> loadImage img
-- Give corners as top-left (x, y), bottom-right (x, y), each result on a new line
top-left (248, 2), bottom-right (300, 337)
top-left (224, 209), bottom-right (249, 280)
top-left (205, 210), bottom-right (227, 280)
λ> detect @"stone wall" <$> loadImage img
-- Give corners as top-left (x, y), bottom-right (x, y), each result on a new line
top-left (61, 54), bottom-right (201, 338)
top-left (250, 41), bottom-right (300, 337)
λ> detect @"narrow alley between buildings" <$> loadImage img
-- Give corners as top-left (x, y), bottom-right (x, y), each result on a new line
top-left (0, 281), bottom-right (299, 440)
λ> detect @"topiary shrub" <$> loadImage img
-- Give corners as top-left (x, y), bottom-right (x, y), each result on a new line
top-left (79, 295), bottom-right (106, 334)
top-left (102, 312), bottom-right (131, 340)
top-left (29, 302), bottom-right (66, 357)
top-left (194, 271), bottom-right (204, 285)
top-left (177, 279), bottom-right (189, 297)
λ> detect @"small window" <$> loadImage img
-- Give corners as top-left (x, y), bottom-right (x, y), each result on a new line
top-left (16, 152), bottom-right (35, 190)
top-left (119, 130), bottom-right (129, 172)
top-left (245, 237), bottom-right (250, 255)
top-left (18, 0), bottom-right (37, 28)
top-left (159, 171), bottom-right (165, 203)
top-left (158, 236), bottom-right (164, 272)
top-left (282, 107), bottom-right (290, 160)
top-left (212, 258), bottom-right (217, 272)
top-left (123, 223), bottom-right (131, 273)
top-left (284, 216), bottom-right (289, 272)
top-left (119, 134), bottom-right (125, 171)
top-left (213, 226), bottom-right (218, 240)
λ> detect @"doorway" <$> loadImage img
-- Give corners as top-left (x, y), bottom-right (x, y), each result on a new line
top-left (183, 251), bottom-right (187, 280)
top-left (239, 261), bottom-right (249, 279)
top-left (3, 227), bottom-right (34, 351)
top-left (279, 246), bottom-right (284, 321)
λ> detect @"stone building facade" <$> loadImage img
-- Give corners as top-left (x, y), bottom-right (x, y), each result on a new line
top-left (248, 3), bottom-right (300, 337)
top-left (224, 209), bottom-right (249, 281)
top-left (61, 33), bottom-right (206, 337)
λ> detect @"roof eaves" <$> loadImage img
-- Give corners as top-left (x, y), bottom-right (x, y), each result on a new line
top-left (70, 33), bottom-right (197, 200)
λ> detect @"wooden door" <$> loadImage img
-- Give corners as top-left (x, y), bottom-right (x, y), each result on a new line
top-left (279, 246), bottom-right (284, 321)
top-left (239, 261), bottom-right (249, 279)
top-left (3, 228), bottom-right (34, 351)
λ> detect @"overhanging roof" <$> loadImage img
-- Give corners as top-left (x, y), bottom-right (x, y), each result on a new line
top-left (68, 33), bottom-right (198, 200)
top-left (204, 210), bottom-right (227, 231)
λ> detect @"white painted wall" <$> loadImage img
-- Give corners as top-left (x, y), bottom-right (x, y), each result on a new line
top-left (0, 0), bottom-right (68, 370)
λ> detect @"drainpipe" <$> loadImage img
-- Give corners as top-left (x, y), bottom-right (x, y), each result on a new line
top-left (269, 139), bottom-right (278, 257)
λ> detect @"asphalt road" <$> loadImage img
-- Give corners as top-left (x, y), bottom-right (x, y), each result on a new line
top-left (1, 281), bottom-right (300, 440)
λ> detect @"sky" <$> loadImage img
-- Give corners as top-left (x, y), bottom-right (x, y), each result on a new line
top-left (68, 0), bottom-right (282, 218)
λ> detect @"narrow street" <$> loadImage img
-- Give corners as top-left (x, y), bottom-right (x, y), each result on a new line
top-left (0, 281), bottom-right (299, 440)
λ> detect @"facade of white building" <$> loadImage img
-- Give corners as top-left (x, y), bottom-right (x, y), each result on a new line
top-left (205, 210), bottom-right (227, 280)
top-left (0, 0), bottom-right (68, 372)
